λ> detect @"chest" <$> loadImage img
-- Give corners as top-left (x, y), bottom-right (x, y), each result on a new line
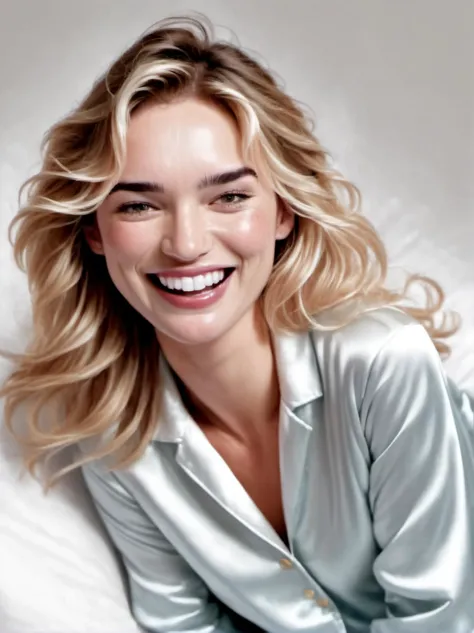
top-left (140, 399), bottom-right (382, 624)
top-left (203, 426), bottom-right (288, 545)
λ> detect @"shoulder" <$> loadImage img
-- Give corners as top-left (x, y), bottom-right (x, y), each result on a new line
top-left (76, 428), bottom-right (124, 477)
top-left (309, 305), bottom-right (439, 401)
top-left (311, 304), bottom-right (433, 366)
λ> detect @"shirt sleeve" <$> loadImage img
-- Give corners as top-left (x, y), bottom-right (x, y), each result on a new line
top-left (81, 462), bottom-right (244, 633)
top-left (360, 322), bottom-right (474, 632)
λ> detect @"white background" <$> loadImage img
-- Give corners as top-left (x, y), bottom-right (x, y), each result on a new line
top-left (0, 1), bottom-right (473, 631)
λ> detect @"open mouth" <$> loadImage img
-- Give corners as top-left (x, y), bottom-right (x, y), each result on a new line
top-left (147, 267), bottom-right (235, 296)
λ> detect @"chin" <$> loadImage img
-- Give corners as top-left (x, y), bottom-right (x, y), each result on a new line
top-left (118, 275), bottom-right (261, 349)
top-left (152, 312), bottom-right (242, 349)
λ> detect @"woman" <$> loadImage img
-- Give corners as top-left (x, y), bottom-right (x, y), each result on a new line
top-left (2, 14), bottom-right (474, 633)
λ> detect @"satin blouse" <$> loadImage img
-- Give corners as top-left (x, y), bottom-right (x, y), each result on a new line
top-left (80, 306), bottom-right (474, 632)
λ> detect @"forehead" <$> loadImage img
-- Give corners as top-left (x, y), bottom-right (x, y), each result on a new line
top-left (121, 98), bottom-right (245, 180)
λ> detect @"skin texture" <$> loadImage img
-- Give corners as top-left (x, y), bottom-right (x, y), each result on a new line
top-left (86, 98), bottom-right (294, 539)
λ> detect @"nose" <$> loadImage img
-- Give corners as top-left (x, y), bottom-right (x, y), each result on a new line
top-left (160, 202), bottom-right (211, 262)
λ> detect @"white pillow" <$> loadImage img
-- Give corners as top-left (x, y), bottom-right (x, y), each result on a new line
top-left (0, 392), bottom-right (142, 633)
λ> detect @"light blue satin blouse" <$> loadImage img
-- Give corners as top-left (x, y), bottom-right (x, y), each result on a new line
top-left (80, 306), bottom-right (474, 633)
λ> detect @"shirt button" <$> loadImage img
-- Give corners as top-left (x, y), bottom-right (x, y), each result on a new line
top-left (303, 589), bottom-right (315, 599)
top-left (316, 597), bottom-right (329, 608)
top-left (279, 558), bottom-right (293, 570)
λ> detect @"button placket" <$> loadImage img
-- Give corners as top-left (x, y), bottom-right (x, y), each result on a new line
top-left (276, 556), bottom-right (342, 623)
top-left (279, 557), bottom-right (293, 570)
top-left (315, 597), bottom-right (343, 622)
top-left (316, 597), bottom-right (329, 608)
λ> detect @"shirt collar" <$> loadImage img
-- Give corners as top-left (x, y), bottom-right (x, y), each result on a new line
top-left (153, 330), bottom-right (323, 443)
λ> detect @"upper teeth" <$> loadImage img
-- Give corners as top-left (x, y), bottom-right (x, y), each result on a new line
top-left (158, 270), bottom-right (225, 292)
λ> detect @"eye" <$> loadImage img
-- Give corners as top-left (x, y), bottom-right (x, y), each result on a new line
top-left (214, 192), bottom-right (252, 206)
top-left (117, 202), bottom-right (156, 215)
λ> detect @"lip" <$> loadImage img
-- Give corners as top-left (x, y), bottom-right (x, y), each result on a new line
top-left (148, 269), bottom-right (234, 310)
top-left (150, 265), bottom-right (236, 278)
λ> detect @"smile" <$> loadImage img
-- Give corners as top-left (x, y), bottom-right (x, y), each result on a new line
top-left (147, 268), bottom-right (235, 307)
top-left (147, 267), bottom-right (235, 297)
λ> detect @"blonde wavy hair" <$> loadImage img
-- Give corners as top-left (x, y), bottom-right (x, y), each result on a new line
top-left (1, 14), bottom-right (459, 489)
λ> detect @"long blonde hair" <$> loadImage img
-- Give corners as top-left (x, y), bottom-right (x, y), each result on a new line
top-left (1, 15), bottom-right (458, 488)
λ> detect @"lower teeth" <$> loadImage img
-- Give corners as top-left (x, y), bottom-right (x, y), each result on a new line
top-left (166, 283), bottom-right (218, 295)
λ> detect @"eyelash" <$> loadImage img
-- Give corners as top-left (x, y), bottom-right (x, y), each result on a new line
top-left (117, 201), bottom-right (154, 215)
top-left (216, 191), bottom-right (251, 206)
top-left (117, 191), bottom-right (252, 215)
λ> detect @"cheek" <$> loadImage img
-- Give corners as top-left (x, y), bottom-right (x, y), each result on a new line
top-left (101, 222), bottom-right (158, 262)
top-left (224, 207), bottom-right (277, 258)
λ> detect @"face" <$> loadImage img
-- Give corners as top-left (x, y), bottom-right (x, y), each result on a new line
top-left (86, 97), bottom-right (294, 349)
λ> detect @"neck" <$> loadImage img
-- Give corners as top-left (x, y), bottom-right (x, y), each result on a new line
top-left (157, 306), bottom-right (280, 443)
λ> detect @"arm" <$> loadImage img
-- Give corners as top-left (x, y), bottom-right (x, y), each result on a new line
top-left (361, 322), bottom-right (474, 632)
top-left (81, 462), bottom-right (243, 633)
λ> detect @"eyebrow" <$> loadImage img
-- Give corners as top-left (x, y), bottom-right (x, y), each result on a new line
top-left (108, 166), bottom-right (257, 195)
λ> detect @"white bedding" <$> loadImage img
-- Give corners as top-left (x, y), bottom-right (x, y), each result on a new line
top-left (0, 434), bottom-right (141, 633)
top-left (0, 1), bottom-right (472, 632)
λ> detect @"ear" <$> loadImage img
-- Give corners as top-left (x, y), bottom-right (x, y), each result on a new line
top-left (275, 198), bottom-right (295, 241)
top-left (83, 222), bottom-right (105, 255)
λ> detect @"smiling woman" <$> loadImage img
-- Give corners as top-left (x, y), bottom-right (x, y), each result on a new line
top-left (84, 98), bottom-right (293, 345)
top-left (2, 13), bottom-right (474, 633)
